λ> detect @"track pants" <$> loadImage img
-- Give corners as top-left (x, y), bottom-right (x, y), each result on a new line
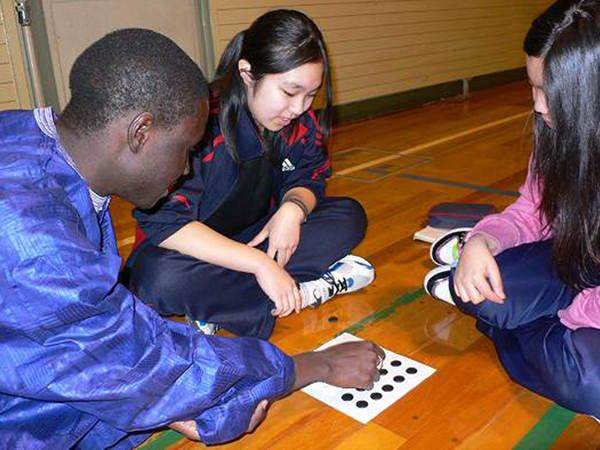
top-left (450, 240), bottom-right (600, 416)
top-left (128, 197), bottom-right (367, 339)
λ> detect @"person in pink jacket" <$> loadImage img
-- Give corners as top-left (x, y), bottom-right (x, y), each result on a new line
top-left (425, 0), bottom-right (600, 418)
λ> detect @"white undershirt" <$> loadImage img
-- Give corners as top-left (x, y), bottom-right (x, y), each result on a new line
top-left (34, 107), bottom-right (110, 214)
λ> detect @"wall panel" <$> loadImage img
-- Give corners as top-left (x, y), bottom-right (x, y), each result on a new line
top-left (40, 0), bottom-right (207, 109)
top-left (208, 0), bottom-right (552, 105)
top-left (0, 0), bottom-right (32, 110)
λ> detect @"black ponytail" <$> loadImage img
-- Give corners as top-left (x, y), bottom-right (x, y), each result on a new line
top-left (212, 31), bottom-right (248, 163)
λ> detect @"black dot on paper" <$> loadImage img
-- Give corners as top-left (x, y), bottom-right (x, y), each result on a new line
top-left (370, 392), bottom-right (382, 400)
top-left (391, 360), bottom-right (402, 367)
top-left (379, 368), bottom-right (388, 375)
top-left (394, 375), bottom-right (405, 383)
top-left (406, 367), bottom-right (418, 375)
top-left (341, 393), bottom-right (354, 401)
top-left (382, 384), bottom-right (394, 392)
top-left (356, 400), bottom-right (369, 408)
top-left (328, 316), bottom-right (339, 323)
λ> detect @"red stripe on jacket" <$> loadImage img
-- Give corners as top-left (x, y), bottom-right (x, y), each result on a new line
top-left (213, 135), bottom-right (224, 147)
top-left (173, 194), bottom-right (192, 210)
top-left (311, 158), bottom-right (331, 180)
top-left (307, 109), bottom-right (322, 131)
top-left (133, 226), bottom-right (147, 250)
top-left (286, 122), bottom-right (308, 146)
top-left (200, 134), bottom-right (224, 162)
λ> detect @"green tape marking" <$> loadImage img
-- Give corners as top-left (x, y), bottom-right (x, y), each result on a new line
top-left (514, 404), bottom-right (576, 449)
top-left (139, 429), bottom-right (183, 449)
top-left (336, 288), bottom-right (425, 337)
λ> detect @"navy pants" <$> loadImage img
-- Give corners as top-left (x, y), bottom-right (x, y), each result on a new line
top-left (128, 197), bottom-right (367, 339)
top-left (450, 240), bottom-right (600, 416)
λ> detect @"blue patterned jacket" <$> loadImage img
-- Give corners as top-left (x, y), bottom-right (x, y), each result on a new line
top-left (0, 109), bottom-right (294, 448)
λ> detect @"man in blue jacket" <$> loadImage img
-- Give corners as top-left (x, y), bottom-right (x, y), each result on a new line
top-left (0, 28), bottom-right (383, 448)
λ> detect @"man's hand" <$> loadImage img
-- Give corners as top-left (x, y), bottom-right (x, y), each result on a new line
top-left (292, 341), bottom-right (385, 390)
top-left (168, 399), bottom-right (269, 441)
top-left (168, 420), bottom-right (200, 441)
top-left (246, 399), bottom-right (269, 433)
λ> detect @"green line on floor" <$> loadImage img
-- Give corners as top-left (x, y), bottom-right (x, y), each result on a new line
top-left (139, 430), bottom-right (183, 449)
top-left (514, 404), bottom-right (576, 450)
top-left (337, 288), bottom-right (426, 337)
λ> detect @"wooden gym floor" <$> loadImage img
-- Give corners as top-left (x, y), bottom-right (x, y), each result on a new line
top-left (111, 80), bottom-right (600, 449)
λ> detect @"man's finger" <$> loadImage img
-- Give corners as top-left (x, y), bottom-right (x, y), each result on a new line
top-left (370, 342), bottom-right (386, 362)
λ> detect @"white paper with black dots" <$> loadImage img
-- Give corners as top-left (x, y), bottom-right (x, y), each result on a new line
top-left (302, 333), bottom-right (436, 424)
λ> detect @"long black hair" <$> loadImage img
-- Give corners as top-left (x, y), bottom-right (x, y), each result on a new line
top-left (210, 9), bottom-right (332, 163)
top-left (525, 0), bottom-right (600, 289)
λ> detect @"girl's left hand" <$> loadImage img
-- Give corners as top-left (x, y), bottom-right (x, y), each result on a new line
top-left (248, 202), bottom-right (304, 266)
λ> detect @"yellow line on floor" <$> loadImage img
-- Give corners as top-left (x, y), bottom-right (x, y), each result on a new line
top-left (334, 110), bottom-right (531, 176)
top-left (117, 236), bottom-right (135, 249)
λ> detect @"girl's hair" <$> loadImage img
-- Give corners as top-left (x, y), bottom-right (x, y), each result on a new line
top-left (525, 0), bottom-right (600, 289)
top-left (210, 9), bottom-right (332, 163)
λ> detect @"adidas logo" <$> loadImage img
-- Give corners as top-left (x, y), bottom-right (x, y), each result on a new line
top-left (282, 158), bottom-right (296, 171)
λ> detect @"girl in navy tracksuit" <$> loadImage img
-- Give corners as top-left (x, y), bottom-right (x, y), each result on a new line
top-left (128, 10), bottom-right (374, 339)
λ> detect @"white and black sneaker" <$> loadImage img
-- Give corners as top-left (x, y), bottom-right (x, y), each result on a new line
top-left (300, 255), bottom-right (375, 308)
top-left (430, 227), bottom-right (471, 266)
top-left (186, 316), bottom-right (220, 335)
top-left (424, 265), bottom-right (455, 305)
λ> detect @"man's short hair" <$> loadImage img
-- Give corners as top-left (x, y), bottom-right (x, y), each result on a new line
top-left (61, 28), bottom-right (208, 134)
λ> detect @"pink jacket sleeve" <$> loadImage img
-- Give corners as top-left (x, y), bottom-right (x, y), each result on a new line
top-left (558, 289), bottom-right (600, 329)
top-left (466, 163), bottom-right (600, 330)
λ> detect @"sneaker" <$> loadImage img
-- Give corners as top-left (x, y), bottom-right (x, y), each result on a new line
top-left (424, 266), bottom-right (455, 305)
top-left (185, 316), bottom-right (220, 335)
top-left (430, 227), bottom-right (471, 266)
top-left (300, 255), bottom-right (375, 308)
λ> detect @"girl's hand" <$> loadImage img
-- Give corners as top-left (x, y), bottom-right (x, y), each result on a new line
top-left (248, 202), bottom-right (304, 267)
top-left (454, 233), bottom-right (505, 304)
top-left (254, 257), bottom-right (303, 316)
